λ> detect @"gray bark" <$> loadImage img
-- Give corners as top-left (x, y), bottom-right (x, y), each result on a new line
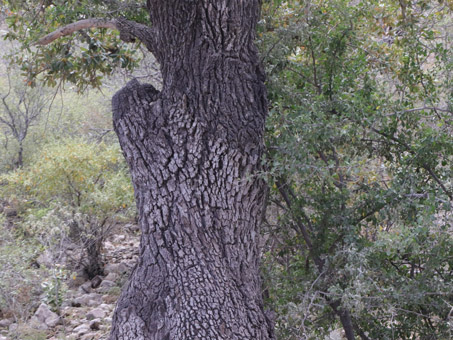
top-left (109, 1), bottom-right (274, 339)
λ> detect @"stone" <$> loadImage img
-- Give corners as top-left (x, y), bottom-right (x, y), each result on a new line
top-left (97, 279), bottom-right (116, 293)
top-left (104, 262), bottom-right (128, 275)
top-left (46, 314), bottom-right (61, 328)
top-left (29, 316), bottom-right (48, 330)
top-left (33, 303), bottom-right (61, 327)
top-left (79, 281), bottom-right (93, 294)
top-left (0, 319), bottom-right (12, 328)
top-left (91, 275), bottom-right (103, 289)
top-left (72, 293), bottom-right (102, 307)
top-left (104, 272), bottom-right (119, 282)
top-left (73, 323), bottom-right (90, 335)
top-left (86, 308), bottom-right (106, 320)
top-left (89, 318), bottom-right (101, 330)
top-left (99, 303), bottom-right (111, 311)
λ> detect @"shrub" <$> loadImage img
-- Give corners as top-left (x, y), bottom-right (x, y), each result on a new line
top-left (1, 138), bottom-right (135, 278)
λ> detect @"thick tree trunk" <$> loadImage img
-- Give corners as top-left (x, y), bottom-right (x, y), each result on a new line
top-left (109, 1), bottom-right (274, 339)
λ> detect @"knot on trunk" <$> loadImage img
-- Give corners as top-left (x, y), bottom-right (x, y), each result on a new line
top-left (112, 79), bottom-right (160, 123)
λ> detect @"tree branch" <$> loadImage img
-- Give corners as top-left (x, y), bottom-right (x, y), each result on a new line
top-left (37, 17), bottom-right (155, 52)
top-left (37, 18), bottom-right (117, 45)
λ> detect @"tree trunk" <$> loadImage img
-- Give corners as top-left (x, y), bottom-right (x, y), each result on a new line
top-left (17, 141), bottom-right (23, 168)
top-left (109, 1), bottom-right (274, 339)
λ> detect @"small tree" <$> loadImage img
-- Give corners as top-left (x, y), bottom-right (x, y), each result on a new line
top-left (1, 138), bottom-right (135, 277)
top-left (0, 71), bottom-right (51, 169)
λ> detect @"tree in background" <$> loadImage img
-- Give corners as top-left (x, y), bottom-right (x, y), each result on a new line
top-left (4, 1), bottom-right (275, 339)
top-left (259, 0), bottom-right (452, 339)
top-left (0, 70), bottom-right (51, 169)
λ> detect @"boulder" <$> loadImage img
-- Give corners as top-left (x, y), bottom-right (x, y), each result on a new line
top-left (33, 303), bottom-right (61, 328)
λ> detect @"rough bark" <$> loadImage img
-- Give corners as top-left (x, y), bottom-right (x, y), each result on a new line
top-left (109, 1), bottom-right (273, 339)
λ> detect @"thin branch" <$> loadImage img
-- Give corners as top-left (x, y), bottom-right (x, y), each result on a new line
top-left (37, 18), bottom-right (117, 45)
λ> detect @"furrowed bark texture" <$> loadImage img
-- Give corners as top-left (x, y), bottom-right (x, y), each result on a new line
top-left (109, 1), bottom-right (274, 339)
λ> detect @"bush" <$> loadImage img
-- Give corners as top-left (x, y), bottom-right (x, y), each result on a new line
top-left (0, 214), bottom-right (45, 321)
top-left (1, 138), bottom-right (135, 278)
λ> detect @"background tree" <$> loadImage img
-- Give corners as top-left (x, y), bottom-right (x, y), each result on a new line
top-left (0, 70), bottom-right (51, 169)
top-left (3, 1), bottom-right (275, 339)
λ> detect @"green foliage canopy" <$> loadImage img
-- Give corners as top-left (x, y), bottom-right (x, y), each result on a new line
top-left (2, 0), bottom-right (149, 90)
top-left (258, 0), bottom-right (453, 338)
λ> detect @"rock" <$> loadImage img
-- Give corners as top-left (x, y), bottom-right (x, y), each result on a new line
top-left (104, 262), bottom-right (128, 275)
top-left (33, 303), bottom-right (61, 328)
top-left (99, 303), bottom-right (111, 311)
top-left (102, 294), bottom-right (118, 304)
top-left (97, 279), bottom-right (115, 293)
top-left (91, 275), bottom-right (103, 289)
top-left (86, 308), bottom-right (106, 320)
top-left (73, 323), bottom-right (90, 335)
top-left (46, 314), bottom-right (61, 328)
top-left (89, 318), bottom-right (101, 330)
top-left (72, 293), bottom-right (103, 307)
top-left (104, 272), bottom-right (119, 282)
top-left (29, 316), bottom-right (48, 330)
top-left (97, 280), bottom-right (117, 294)
top-left (0, 319), bottom-right (12, 328)
top-left (79, 281), bottom-right (93, 294)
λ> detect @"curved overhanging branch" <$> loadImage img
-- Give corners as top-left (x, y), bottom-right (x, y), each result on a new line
top-left (37, 17), bottom-right (155, 53)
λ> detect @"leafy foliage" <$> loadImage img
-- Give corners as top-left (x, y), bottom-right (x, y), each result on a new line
top-left (3, 0), bottom-right (148, 90)
top-left (1, 138), bottom-right (135, 277)
top-left (0, 216), bottom-right (45, 321)
top-left (258, 0), bottom-right (453, 338)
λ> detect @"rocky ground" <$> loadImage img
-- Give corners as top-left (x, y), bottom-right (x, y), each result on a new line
top-left (0, 224), bottom-right (140, 340)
